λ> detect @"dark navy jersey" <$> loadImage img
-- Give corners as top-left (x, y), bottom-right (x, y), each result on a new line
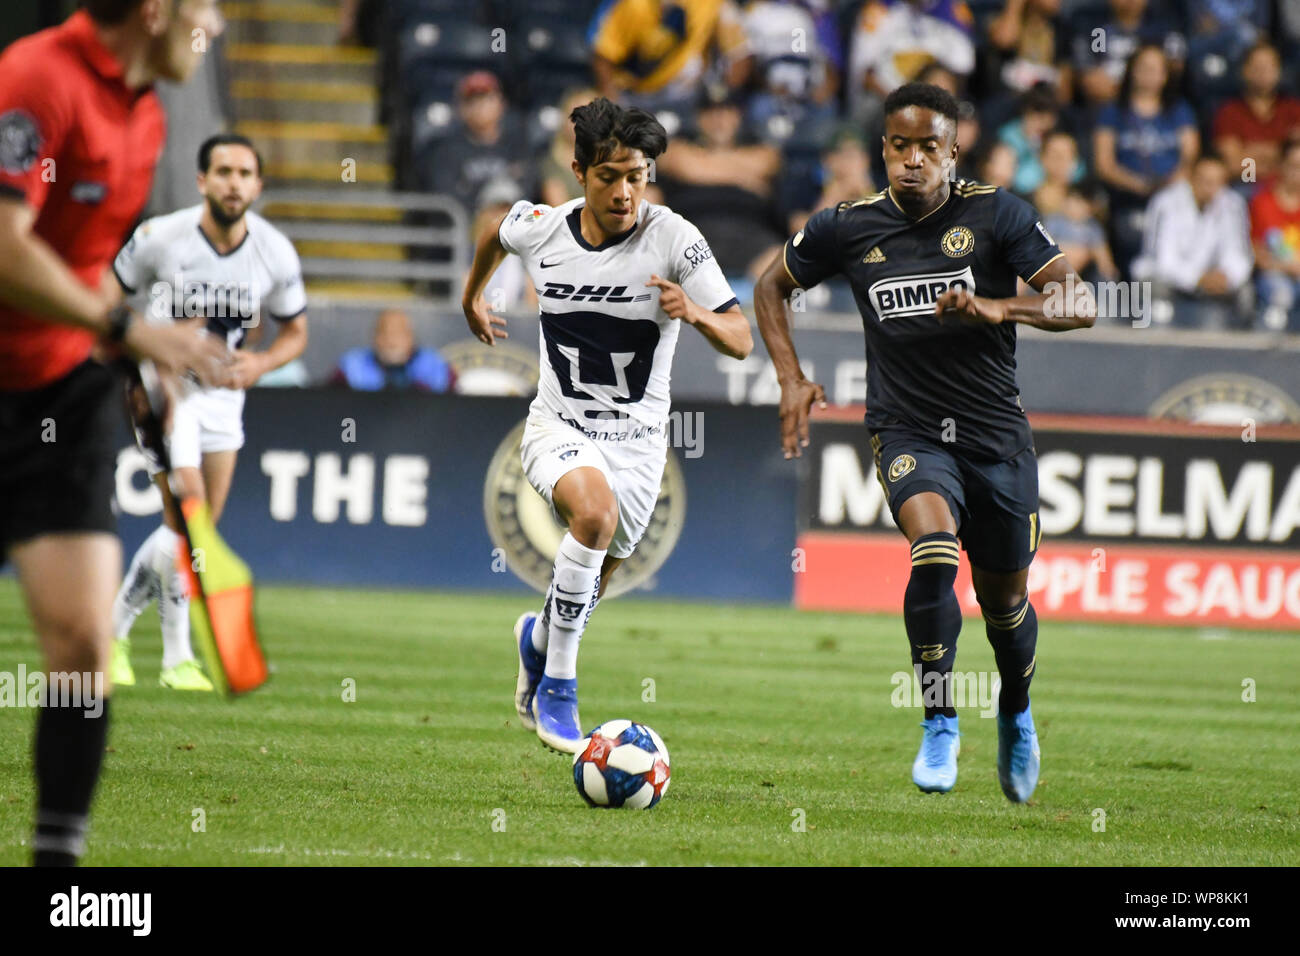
top-left (783, 181), bottom-right (1064, 461)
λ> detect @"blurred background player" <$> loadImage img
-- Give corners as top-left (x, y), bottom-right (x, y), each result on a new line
top-left (109, 132), bottom-right (308, 691)
top-left (0, 0), bottom-right (229, 865)
top-left (754, 82), bottom-right (1095, 802)
top-left (462, 97), bottom-right (751, 753)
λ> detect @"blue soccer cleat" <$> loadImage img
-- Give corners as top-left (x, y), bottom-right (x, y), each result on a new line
top-left (513, 612), bottom-right (545, 732)
top-left (533, 675), bottom-right (583, 754)
top-left (912, 714), bottom-right (960, 793)
top-left (997, 700), bottom-right (1041, 803)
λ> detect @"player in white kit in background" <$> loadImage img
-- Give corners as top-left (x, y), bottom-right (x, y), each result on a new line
top-left (463, 99), bottom-right (753, 752)
top-left (109, 134), bottom-right (309, 690)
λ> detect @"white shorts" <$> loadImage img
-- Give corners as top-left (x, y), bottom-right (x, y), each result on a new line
top-left (140, 387), bottom-right (245, 476)
top-left (519, 414), bottom-right (665, 560)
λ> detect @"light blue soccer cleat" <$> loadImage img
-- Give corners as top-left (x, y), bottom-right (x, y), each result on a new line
top-left (912, 714), bottom-right (961, 793)
top-left (997, 700), bottom-right (1041, 803)
top-left (532, 676), bottom-right (583, 754)
top-left (513, 612), bottom-right (545, 732)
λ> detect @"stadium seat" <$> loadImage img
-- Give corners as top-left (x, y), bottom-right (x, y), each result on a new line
top-left (410, 98), bottom-right (457, 160)
top-left (511, 18), bottom-right (592, 107)
top-left (399, 21), bottom-right (502, 104)
top-left (389, 0), bottom-right (491, 30)
top-left (502, 0), bottom-right (602, 21)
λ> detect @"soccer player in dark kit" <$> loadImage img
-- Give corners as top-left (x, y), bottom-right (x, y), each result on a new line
top-left (0, 0), bottom-right (228, 865)
top-left (754, 83), bottom-right (1096, 801)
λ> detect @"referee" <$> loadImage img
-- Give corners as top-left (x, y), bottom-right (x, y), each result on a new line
top-left (0, 0), bottom-right (228, 866)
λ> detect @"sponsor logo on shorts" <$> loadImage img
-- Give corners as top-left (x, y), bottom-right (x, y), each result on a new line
top-left (888, 454), bottom-right (916, 481)
top-left (484, 419), bottom-right (686, 598)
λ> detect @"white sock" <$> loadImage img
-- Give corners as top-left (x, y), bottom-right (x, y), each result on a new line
top-left (531, 588), bottom-right (551, 655)
top-left (543, 533), bottom-right (606, 681)
top-left (152, 527), bottom-right (194, 670)
top-left (112, 526), bottom-right (169, 640)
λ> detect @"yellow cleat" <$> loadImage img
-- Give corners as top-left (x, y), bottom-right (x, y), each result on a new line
top-left (159, 659), bottom-right (214, 691)
top-left (110, 638), bottom-right (135, 687)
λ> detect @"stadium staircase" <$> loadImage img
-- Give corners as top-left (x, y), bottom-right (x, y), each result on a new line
top-left (222, 0), bottom-right (465, 303)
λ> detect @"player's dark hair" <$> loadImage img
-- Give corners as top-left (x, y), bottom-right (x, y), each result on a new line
top-left (882, 83), bottom-right (960, 143)
top-left (1195, 149), bottom-right (1226, 167)
top-left (198, 133), bottom-right (264, 177)
top-left (1118, 43), bottom-right (1178, 111)
top-left (81, 0), bottom-right (150, 25)
top-left (571, 98), bottom-right (668, 172)
top-left (1020, 82), bottom-right (1059, 117)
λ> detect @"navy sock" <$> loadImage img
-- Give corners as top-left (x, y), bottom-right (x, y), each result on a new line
top-left (33, 697), bottom-right (109, 867)
top-left (982, 596), bottom-right (1038, 715)
top-left (903, 532), bottom-right (963, 720)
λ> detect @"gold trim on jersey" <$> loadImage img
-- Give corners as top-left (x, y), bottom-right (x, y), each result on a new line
top-left (843, 191), bottom-right (888, 209)
top-left (1025, 252), bottom-right (1066, 285)
top-left (781, 243), bottom-right (804, 288)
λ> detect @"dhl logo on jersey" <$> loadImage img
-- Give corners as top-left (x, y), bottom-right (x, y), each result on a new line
top-left (867, 266), bottom-right (977, 321)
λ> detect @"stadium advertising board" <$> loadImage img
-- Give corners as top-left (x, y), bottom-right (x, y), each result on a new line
top-left (113, 390), bottom-right (796, 602)
top-left (798, 411), bottom-right (1300, 630)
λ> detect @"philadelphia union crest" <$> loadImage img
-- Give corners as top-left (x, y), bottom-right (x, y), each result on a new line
top-left (484, 420), bottom-right (687, 598)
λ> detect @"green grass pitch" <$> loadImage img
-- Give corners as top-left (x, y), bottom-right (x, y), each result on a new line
top-left (1, 578), bottom-right (1297, 866)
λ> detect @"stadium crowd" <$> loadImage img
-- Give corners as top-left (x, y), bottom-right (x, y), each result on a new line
top-left (381, 0), bottom-right (1300, 331)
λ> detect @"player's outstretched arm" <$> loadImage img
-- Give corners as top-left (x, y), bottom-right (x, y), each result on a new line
top-left (753, 254), bottom-right (827, 460)
top-left (462, 212), bottom-right (511, 346)
top-left (646, 274), bottom-right (752, 360)
top-left (934, 256), bottom-right (1097, 332)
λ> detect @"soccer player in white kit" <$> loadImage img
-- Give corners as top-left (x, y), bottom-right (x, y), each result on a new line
top-left (109, 134), bottom-right (308, 690)
top-left (463, 99), bottom-right (753, 752)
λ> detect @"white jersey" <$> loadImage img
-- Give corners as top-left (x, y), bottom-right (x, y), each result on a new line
top-left (113, 204), bottom-right (307, 353)
top-left (499, 197), bottom-right (736, 468)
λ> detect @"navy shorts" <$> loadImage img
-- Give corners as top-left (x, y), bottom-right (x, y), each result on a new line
top-left (870, 426), bottom-right (1042, 573)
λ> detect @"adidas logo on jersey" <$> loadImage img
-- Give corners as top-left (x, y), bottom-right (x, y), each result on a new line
top-left (867, 266), bottom-right (977, 321)
top-left (540, 282), bottom-right (652, 303)
top-left (863, 246), bottom-right (887, 263)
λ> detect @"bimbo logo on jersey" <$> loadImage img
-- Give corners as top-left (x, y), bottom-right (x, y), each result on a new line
top-left (540, 283), bottom-right (652, 303)
top-left (867, 266), bottom-right (977, 321)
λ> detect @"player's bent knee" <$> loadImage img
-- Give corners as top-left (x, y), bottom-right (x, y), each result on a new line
top-left (898, 492), bottom-right (958, 542)
top-left (38, 621), bottom-right (109, 675)
top-left (568, 503), bottom-right (618, 550)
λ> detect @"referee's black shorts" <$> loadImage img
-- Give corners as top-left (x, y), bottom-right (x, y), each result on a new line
top-left (0, 359), bottom-right (119, 561)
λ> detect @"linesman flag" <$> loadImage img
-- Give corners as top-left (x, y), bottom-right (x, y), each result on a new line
top-left (125, 359), bottom-right (270, 696)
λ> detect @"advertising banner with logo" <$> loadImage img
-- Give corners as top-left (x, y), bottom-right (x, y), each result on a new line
top-left (797, 410), bottom-right (1300, 630)
top-left (113, 391), bottom-right (797, 603)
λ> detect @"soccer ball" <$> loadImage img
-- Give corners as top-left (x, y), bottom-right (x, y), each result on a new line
top-left (572, 720), bottom-right (671, 809)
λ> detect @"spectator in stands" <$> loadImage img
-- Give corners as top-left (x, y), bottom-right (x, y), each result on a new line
top-left (985, 0), bottom-right (1067, 105)
top-left (656, 81), bottom-right (783, 278)
top-left (1042, 185), bottom-right (1119, 285)
top-left (1250, 137), bottom-right (1300, 331)
top-left (782, 125), bottom-right (874, 235)
top-left (588, 0), bottom-right (749, 112)
top-left (331, 309), bottom-right (457, 391)
top-left (1070, 0), bottom-right (1185, 113)
top-left (977, 140), bottom-right (1018, 190)
top-left (420, 71), bottom-right (532, 210)
top-left (846, 0), bottom-right (976, 128)
top-left (997, 82), bottom-right (1062, 196)
top-left (538, 87), bottom-right (600, 208)
top-left (741, 0), bottom-right (841, 141)
top-left (474, 176), bottom-right (537, 312)
top-left (1032, 129), bottom-right (1085, 216)
top-left (1132, 152), bottom-right (1254, 329)
top-left (1213, 42), bottom-right (1300, 190)
top-left (954, 99), bottom-right (982, 179)
top-left (1094, 43), bottom-right (1199, 277)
